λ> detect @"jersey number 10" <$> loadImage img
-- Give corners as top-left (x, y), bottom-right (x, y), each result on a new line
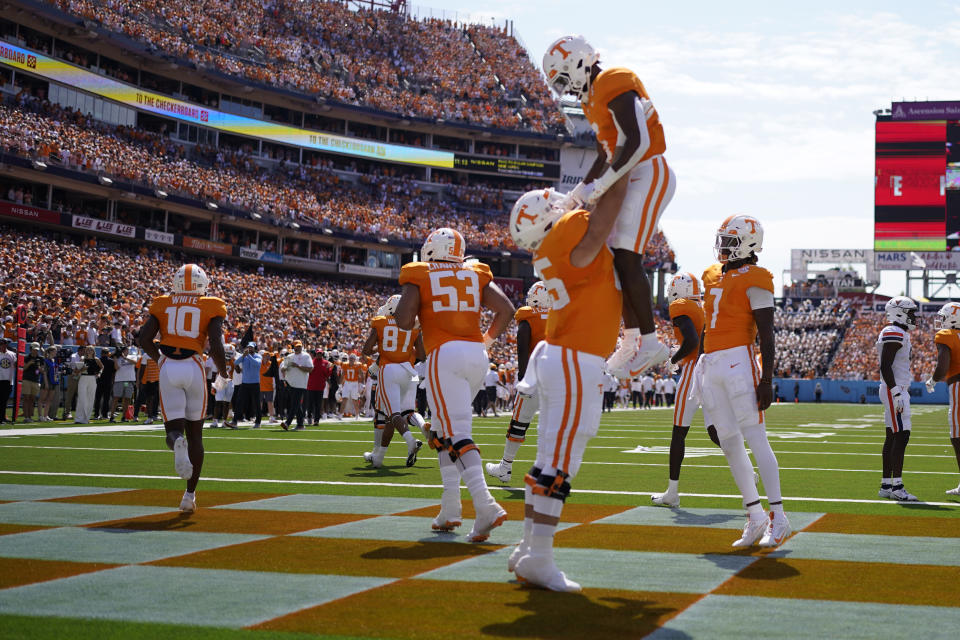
top-left (164, 306), bottom-right (201, 339)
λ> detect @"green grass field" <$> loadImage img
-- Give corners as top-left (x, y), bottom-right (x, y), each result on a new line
top-left (1, 402), bottom-right (959, 639)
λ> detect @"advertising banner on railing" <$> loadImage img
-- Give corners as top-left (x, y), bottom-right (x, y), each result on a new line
top-left (0, 200), bottom-right (61, 224)
top-left (0, 41), bottom-right (455, 169)
top-left (72, 214), bottom-right (136, 237)
top-left (282, 255), bottom-right (337, 272)
top-left (339, 263), bottom-right (395, 278)
top-left (144, 229), bottom-right (175, 245)
top-left (183, 236), bottom-right (232, 255)
top-left (238, 247), bottom-right (282, 263)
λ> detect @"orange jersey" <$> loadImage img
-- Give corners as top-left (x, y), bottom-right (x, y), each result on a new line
top-left (935, 329), bottom-right (960, 379)
top-left (371, 315), bottom-right (420, 365)
top-left (535, 210), bottom-right (622, 357)
top-left (669, 298), bottom-right (705, 365)
top-left (259, 355), bottom-right (274, 392)
top-left (514, 306), bottom-right (548, 355)
top-left (399, 260), bottom-right (493, 354)
top-left (702, 264), bottom-right (774, 353)
top-left (341, 362), bottom-right (362, 383)
top-left (581, 67), bottom-right (666, 163)
top-left (138, 355), bottom-right (160, 383)
top-left (148, 294), bottom-right (227, 354)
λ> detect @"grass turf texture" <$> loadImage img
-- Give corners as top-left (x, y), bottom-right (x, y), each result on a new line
top-left (1, 403), bottom-right (960, 638)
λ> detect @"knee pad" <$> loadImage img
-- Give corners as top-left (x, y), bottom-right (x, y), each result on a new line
top-left (524, 466), bottom-right (543, 489)
top-left (507, 419), bottom-right (530, 443)
top-left (532, 470), bottom-right (571, 502)
top-left (447, 438), bottom-right (479, 462)
top-left (425, 430), bottom-right (446, 451)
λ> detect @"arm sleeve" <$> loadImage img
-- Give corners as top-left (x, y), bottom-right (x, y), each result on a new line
top-left (746, 287), bottom-right (774, 310)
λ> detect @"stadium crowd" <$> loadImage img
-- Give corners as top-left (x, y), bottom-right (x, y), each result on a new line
top-left (772, 298), bottom-right (853, 378)
top-left (827, 310), bottom-right (938, 382)
top-left (40, 0), bottom-right (566, 134)
top-left (0, 228), bottom-right (518, 363)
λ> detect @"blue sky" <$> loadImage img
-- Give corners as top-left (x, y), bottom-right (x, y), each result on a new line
top-left (413, 0), bottom-right (960, 296)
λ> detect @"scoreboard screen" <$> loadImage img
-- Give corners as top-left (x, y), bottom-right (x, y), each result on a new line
top-left (875, 119), bottom-right (960, 250)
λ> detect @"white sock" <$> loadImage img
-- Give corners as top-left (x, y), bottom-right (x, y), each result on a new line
top-left (459, 450), bottom-right (495, 508)
top-left (666, 479), bottom-right (679, 494)
top-left (530, 493), bottom-right (564, 552)
top-left (438, 453), bottom-right (461, 512)
top-left (640, 331), bottom-right (657, 346)
top-left (882, 477), bottom-right (891, 487)
top-left (892, 476), bottom-right (902, 487)
top-left (374, 428), bottom-right (383, 448)
top-left (521, 483), bottom-right (534, 545)
top-left (743, 425), bottom-right (782, 504)
top-left (502, 438), bottom-right (523, 465)
top-left (623, 328), bottom-right (640, 343)
top-left (771, 503), bottom-right (785, 516)
top-left (183, 490), bottom-right (195, 500)
top-left (720, 432), bottom-right (762, 509)
top-left (401, 430), bottom-right (416, 448)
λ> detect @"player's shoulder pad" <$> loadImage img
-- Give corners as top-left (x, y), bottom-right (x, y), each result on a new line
top-left (880, 325), bottom-right (905, 341)
top-left (741, 265), bottom-right (774, 292)
top-left (935, 328), bottom-right (955, 344)
top-left (668, 298), bottom-right (700, 319)
top-left (200, 295), bottom-right (228, 314)
top-left (398, 261), bottom-right (429, 285)
top-left (594, 67), bottom-right (639, 97)
top-left (469, 261), bottom-right (493, 281)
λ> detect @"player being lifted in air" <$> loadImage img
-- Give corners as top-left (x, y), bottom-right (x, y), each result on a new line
top-left (506, 178), bottom-right (628, 591)
top-left (543, 35), bottom-right (673, 378)
top-left (876, 296), bottom-right (920, 501)
top-left (929, 301), bottom-right (960, 495)
top-left (700, 216), bottom-right (788, 548)
top-left (361, 294), bottom-right (426, 468)
top-left (138, 264), bottom-right (228, 514)
top-left (395, 228), bottom-right (515, 542)
top-left (486, 281), bottom-right (552, 483)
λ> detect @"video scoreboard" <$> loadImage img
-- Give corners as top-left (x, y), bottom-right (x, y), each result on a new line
top-left (874, 102), bottom-right (960, 251)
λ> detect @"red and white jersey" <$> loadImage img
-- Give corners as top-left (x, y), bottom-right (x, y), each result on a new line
top-left (876, 324), bottom-right (912, 388)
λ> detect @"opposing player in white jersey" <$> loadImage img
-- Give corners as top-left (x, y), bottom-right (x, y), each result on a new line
top-left (486, 281), bottom-right (551, 483)
top-left (361, 294), bottom-right (426, 468)
top-left (395, 228), bottom-right (515, 541)
top-left (929, 301), bottom-right (960, 495)
top-left (877, 296), bottom-right (919, 501)
top-left (138, 264), bottom-right (228, 513)
top-left (543, 35), bottom-right (672, 378)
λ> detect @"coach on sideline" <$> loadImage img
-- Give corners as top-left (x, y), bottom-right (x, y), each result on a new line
top-left (234, 342), bottom-right (263, 428)
top-left (281, 340), bottom-right (313, 430)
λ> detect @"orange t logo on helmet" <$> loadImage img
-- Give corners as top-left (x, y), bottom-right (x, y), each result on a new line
top-left (550, 41), bottom-right (572, 59)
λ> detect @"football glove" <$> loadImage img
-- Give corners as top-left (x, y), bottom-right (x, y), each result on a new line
top-left (890, 385), bottom-right (905, 413)
top-left (925, 377), bottom-right (936, 394)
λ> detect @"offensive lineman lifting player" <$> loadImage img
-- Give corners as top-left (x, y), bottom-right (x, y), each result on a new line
top-left (139, 264), bottom-right (228, 514)
top-left (542, 35), bottom-right (673, 378)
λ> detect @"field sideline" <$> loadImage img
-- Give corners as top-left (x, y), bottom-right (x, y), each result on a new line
top-left (1, 402), bottom-right (959, 638)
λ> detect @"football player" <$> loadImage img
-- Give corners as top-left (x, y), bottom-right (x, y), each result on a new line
top-left (506, 180), bottom-right (627, 591)
top-left (339, 353), bottom-right (364, 418)
top-left (651, 272), bottom-right (723, 507)
top-left (700, 216), bottom-right (789, 548)
top-left (486, 281), bottom-right (551, 483)
top-left (395, 228), bottom-right (515, 542)
top-left (929, 301), bottom-right (960, 495)
top-left (210, 344), bottom-right (235, 428)
top-left (877, 296), bottom-right (920, 501)
top-left (543, 35), bottom-right (673, 379)
top-left (361, 294), bottom-right (426, 468)
top-left (138, 264), bottom-right (228, 514)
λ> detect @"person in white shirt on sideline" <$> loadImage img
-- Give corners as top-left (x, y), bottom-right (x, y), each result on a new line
top-left (281, 340), bottom-right (314, 431)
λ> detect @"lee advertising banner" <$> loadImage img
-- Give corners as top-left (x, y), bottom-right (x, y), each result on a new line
top-left (72, 215), bottom-right (136, 237)
top-left (0, 42), bottom-right (455, 169)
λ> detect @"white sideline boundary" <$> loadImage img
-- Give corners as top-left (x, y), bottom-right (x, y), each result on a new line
top-left (1, 469), bottom-right (958, 507)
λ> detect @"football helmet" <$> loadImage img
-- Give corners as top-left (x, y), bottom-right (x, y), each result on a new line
top-left (421, 228), bottom-right (465, 263)
top-left (936, 302), bottom-right (960, 330)
top-left (173, 263), bottom-right (209, 295)
top-left (509, 188), bottom-right (565, 251)
top-left (542, 35), bottom-right (599, 101)
top-left (667, 272), bottom-right (702, 302)
top-left (526, 281), bottom-right (552, 311)
top-left (715, 215), bottom-right (763, 263)
top-left (384, 294), bottom-right (401, 317)
top-left (885, 296), bottom-right (918, 329)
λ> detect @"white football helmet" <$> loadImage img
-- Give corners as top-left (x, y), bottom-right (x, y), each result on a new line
top-left (667, 272), bottom-right (702, 302)
top-left (542, 35), bottom-right (599, 101)
top-left (375, 305), bottom-right (388, 317)
top-left (885, 296), bottom-right (918, 329)
top-left (421, 228), bottom-right (465, 263)
top-left (173, 263), bottom-right (209, 295)
top-left (384, 294), bottom-right (401, 317)
top-left (526, 281), bottom-right (552, 311)
top-left (936, 302), bottom-right (960, 330)
top-left (509, 188), bottom-right (565, 251)
top-left (715, 215), bottom-right (763, 263)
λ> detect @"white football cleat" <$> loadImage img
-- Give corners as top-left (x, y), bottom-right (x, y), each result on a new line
top-left (945, 485), bottom-right (960, 496)
top-left (179, 494), bottom-right (197, 514)
top-left (732, 514), bottom-right (769, 548)
top-left (431, 503), bottom-right (463, 532)
top-left (173, 436), bottom-right (193, 480)
top-left (651, 492), bottom-right (679, 508)
top-left (466, 502), bottom-right (508, 543)
top-left (878, 487), bottom-right (893, 499)
top-left (406, 440), bottom-right (423, 467)
top-left (363, 451), bottom-right (374, 463)
top-left (891, 487), bottom-right (919, 502)
top-left (507, 543), bottom-right (529, 573)
top-left (758, 512), bottom-right (791, 548)
top-left (514, 553), bottom-right (582, 592)
top-left (616, 339), bottom-right (670, 378)
top-left (485, 462), bottom-right (512, 483)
